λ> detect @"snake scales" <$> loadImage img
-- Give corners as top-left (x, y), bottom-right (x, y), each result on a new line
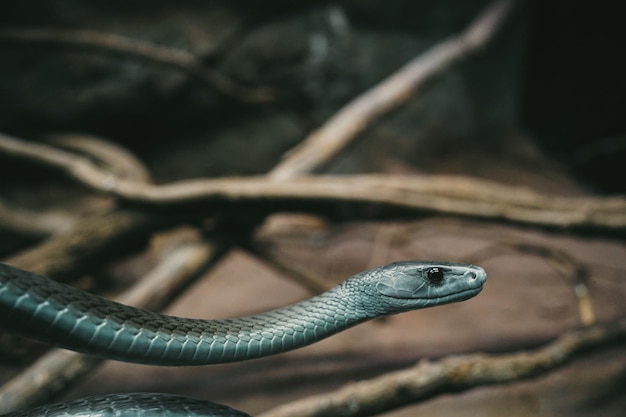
top-left (0, 260), bottom-right (486, 416)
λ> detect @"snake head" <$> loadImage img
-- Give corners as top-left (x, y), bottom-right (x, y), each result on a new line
top-left (372, 261), bottom-right (486, 311)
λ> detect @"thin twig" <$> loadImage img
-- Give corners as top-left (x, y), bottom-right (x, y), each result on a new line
top-left (259, 317), bottom-right (626, 417)
top-left (0, 240), bottom-right (218, 413)
top-left (247, 243), bottom-right (333, 294)
top-left (466, 242), bottom-right (595, 326)
top-left (48, 133), bottom-right (151, 183)
top-left (3, 209), bottom-right (170, 280)
top-left (0, 200), bottom-right (73, 239)
top-left (268, 0), bottom-right (515, 179)
top-left (0, 27), bottom-right (274, 103)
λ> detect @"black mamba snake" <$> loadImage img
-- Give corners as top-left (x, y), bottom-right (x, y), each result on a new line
top-left (0, 260), bottom-right (486, 416)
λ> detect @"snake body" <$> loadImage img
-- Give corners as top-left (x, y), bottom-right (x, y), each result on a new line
top-left (0, 260), bottom-right (486, 416)
top-left (2, 393), bottom-right (253, 417)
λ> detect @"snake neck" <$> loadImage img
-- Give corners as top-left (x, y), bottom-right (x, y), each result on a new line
top-left (156, 284), bottom-right (375, 365)
top-left (0, 268), bottom-right (377, 366)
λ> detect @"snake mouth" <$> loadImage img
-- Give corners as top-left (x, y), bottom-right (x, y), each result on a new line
top-left (424, 284), bottom-right (484, 302)
top-left (450, 286), bottom-right (484, 300)
top-left (437, 269), bottom-right (486, 298)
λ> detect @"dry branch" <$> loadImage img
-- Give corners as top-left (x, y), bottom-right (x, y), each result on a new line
top-left (0, 27), bottom-right (274, 103)
top-left (467, 241), bottom-right (595, 326)
top-left (4, 209), bottom-right (170, 280)
top-left (48, 133), bottom-right (151, 183)
top-left (0, 200), bottom-right (73, 239)
top-left (2, 132), bottom-right (625, 232)
top-left (269, 0), bottom-right (514, 179)
top-left (0, 241), bottom-right (217, 413)
top-left (259, 317), bottom-right (626, 417)
top-left (0, 133), bottom-right (151, 251)
top-left (247, 243), bottom-right (333, 294)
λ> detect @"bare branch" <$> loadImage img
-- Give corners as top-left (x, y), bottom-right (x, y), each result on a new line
top-left (48, 133), bottom-right (151, 183)
top-left (0, 240), bottom-right (217, 413)
top-left (269, 0), bottom-right (515, 179)
top-left (0, 133), bottom-right (151, 252)
top-left (466, 241), bottom-right (595, 326)
top-left (259, 317), bottom-right (626, 417)
top-left (0, 200), bottom-right (73, 239)
top-left (0, 27), bottom-right (274, 103)
top-left (2, 133), bottom-right (625, 233)
top-left (247, 243), bottom-right (333, 294)
top-left (3, 209), bottom-right (170, 280)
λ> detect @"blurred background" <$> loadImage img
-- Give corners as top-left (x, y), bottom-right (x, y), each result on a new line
top-left (0, 1), bottom-right (625, 416)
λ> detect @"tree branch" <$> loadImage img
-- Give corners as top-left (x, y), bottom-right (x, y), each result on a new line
top-left (0, 27), bottom-right (274, 103)
top-left (3, 208), bottom-right (171, 280)
top-left (259, 317), bottom-right (626, 417)
top-left (2, 132), bottom-right (625, 233)
top-left (0, 200), bottom-right (73, 240)
top-left (48, 133), bottom-right (151, 183)
top-left (269, 0), bottom-right (514, 179)
top-left (466, 241), bottom-right (596, 326)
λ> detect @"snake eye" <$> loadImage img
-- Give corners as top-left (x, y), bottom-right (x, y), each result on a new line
top-left (427, 267), bottom-right (444, 283)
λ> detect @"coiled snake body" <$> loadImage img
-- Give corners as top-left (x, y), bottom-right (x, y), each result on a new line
top-left (0, 260), bottom-right (486, 416)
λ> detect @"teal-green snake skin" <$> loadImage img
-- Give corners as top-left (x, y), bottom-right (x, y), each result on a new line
top-left (0, 260), bottom-right (486, 416)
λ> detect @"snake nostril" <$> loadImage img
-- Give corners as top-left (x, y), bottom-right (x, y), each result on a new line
top-left (467, 271), bottom-right (477, 280)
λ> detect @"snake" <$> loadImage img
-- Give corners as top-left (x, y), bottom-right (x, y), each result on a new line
top-left (0, 260), bottom-right (486, 416)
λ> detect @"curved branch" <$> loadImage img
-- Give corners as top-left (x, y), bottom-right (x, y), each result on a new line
top-left (0, 200), bottom-right (73, 239)
top-left (259, 317), bottom-right (626, 417)
top-left (2, 133), bottom-right (625, 233)
top-left (466, 241), bottom-right (596, 325)
top-left (0, 27), bottom-right (274, 103)
top-left (247, 243), bottom-right (333, 294)
top-left (3, 209), bottom-right (169, 280)
top-left (48, 133), bottom-right (151, 183)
